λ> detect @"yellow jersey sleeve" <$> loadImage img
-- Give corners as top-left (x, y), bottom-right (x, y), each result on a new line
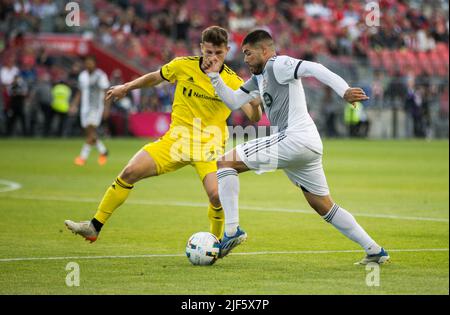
top-left (222, 65), bottom-right (244, 91)
top-left (160, 57), bottom-right (184, 83)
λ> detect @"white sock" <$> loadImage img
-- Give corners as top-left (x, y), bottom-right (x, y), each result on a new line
top-left (217, 168), bottom-right (239, 236)
top-left (80, 143), bottom-right (92, 160)
top-left (323, 204), bottom-right (381, 255)
top-left (96, 140), bottom-right (107, 155)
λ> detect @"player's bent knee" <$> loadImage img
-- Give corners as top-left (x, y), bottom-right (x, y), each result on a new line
top-left (217, 159), bottom-right (239, 170)
top-left (119, 164), bottom-right (143, 184)
top-left (303, 192), bottom-right (334, 216)
top-left (217, 150), bottom-right (237, 169)
top-left (217, 159), bottom-right (229, 169)
top-left (120, 155), bottom-right (158, 184)
top-left (310, 203), bottom-right (328, 216)
top-left (118, 166), bottom-right (135, 184)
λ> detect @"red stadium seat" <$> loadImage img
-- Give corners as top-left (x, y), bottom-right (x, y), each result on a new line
top-left (394, 50), bottom-right (407, 74)
top-left (430, 48), bottom-right (449, 76)
top-left (306, 17), bottom-right (321, 34)
top-left (435, 42), bottom-right (448, 53)
top-left (417, 51), bottom-right (433, 75)
top-left (320, 20), bottom-right (334, 35)
top-left (396, 49), bottom-right (418, 75)
top-left (368, 49), bottom-right (381, 69)
top-left (380, 49), bottom-right (395, 75)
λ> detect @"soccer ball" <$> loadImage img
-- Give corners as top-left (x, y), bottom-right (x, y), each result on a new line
top-left (185, 232), bottom-right (220, 266)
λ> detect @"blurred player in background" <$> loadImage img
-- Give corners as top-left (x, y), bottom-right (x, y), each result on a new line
top-left (65, 26), bottom-right (261, 242)
top-left (70, 56), bottom-right (110, 166)
top-left (204, 29), bottom-right (389, 265)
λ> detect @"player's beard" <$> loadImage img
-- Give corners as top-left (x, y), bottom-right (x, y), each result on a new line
top-left (249, 62), bottom-right (264, 75)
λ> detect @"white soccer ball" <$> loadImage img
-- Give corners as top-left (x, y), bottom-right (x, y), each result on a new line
top-left (185, 232), bottom-right (220, 266)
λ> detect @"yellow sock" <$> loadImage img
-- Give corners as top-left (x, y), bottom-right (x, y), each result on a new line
top-left (208, 204), bottom-right (224, 239)
top-left (93, 177), bottom-right (133, 224)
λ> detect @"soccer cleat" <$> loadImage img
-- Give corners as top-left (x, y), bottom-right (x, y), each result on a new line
top-left (354, 248), bottom-right (390, 265)
top-left (98, 152), bottom-right (108, 166)
top-left (219, 227), bottom-right (247, 258)
top-left (74, 156), bottom-right (86, 166)
top-left (64, 220), bottom-right (99, 243)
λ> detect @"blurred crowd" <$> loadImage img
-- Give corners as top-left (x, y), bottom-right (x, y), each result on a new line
top-left (1, 0), bottom-right (443, 69)
top-left (0, 0), bottom-right (448, 138)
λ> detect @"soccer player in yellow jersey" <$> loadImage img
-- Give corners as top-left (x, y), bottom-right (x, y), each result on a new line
top-left (64, 26), bottom-right (262, 242)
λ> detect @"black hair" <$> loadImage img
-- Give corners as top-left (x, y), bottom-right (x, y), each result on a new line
top-left (242, 29), bottom-right (273, 46)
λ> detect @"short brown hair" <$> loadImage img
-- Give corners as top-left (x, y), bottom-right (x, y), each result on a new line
top-left (201, 26), bottom-right (228, 46)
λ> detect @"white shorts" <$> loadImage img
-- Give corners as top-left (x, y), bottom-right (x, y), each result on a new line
top-left (80, 108), bottom-right (103, 128)
top-left (235, 131), bottom-right (330, 196)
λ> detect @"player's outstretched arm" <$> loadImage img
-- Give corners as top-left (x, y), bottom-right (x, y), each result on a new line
top-left (203, 58), bottom-right (258, 111)
top-left (105, 70), bottom-right (164, 102)
top-left (296, 61), bottom-right (369, 105)
top-left (206, 72), bottom-right (255, 111)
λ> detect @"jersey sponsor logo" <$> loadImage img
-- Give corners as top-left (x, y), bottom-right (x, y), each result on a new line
top-left (263, 92), bottom-right (273, 107)
top-left (182, 86), bottom-right (221, 102)
top-left (183, 86), bottom-right (193, 97)
top-left (193, 91), bottom-right (221, 102)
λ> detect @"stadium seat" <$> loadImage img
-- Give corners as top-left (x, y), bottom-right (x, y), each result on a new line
top-left (431, 48), bottom-right (449, 76)
top-left (380, 49), bottom-right (395, 75)
top-left (368, 49), bottom-right (381, 69)
top-left (306, 17), bottom-right (321, 34)
top-left (417, 51), bottom-right (433, 76)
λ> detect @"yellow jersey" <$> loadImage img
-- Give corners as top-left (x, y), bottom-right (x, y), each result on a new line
top-left (160, 56), bottom-right (243, 143)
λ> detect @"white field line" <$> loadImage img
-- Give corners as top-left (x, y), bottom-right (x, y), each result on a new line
top-left (0, 180), bottom-right (22, 193)
top-left (0, 248), bottom-right (447, 263)
top-left (1, 194), bottom-right (448, 223)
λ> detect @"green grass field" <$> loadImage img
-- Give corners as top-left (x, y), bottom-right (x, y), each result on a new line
top-left (0, 138), bottom-right (448, 295)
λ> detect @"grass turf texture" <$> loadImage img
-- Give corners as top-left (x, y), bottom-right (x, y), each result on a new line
top-left (0, 138), bottom-right (448, 294)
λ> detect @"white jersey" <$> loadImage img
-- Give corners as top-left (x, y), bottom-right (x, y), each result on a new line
top-left (78, 69), bottom-right (109, 111)
top-left (240, 55), bottom-right (335, 155)
top-left (78, 69), bottom-right (109, 128)
top-left (208, 55), bottom-right (352, 196)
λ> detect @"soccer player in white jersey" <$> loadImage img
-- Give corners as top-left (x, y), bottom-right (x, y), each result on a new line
top-left (70, 56), bottom-right (110, 166)
top-left (203, 30), bottom-right (389, 265)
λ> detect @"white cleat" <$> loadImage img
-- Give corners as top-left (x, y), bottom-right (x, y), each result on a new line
top-left (64, 220), bottom-right (99, 243)
top-left (355, 248), bottom-right (390, 265)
